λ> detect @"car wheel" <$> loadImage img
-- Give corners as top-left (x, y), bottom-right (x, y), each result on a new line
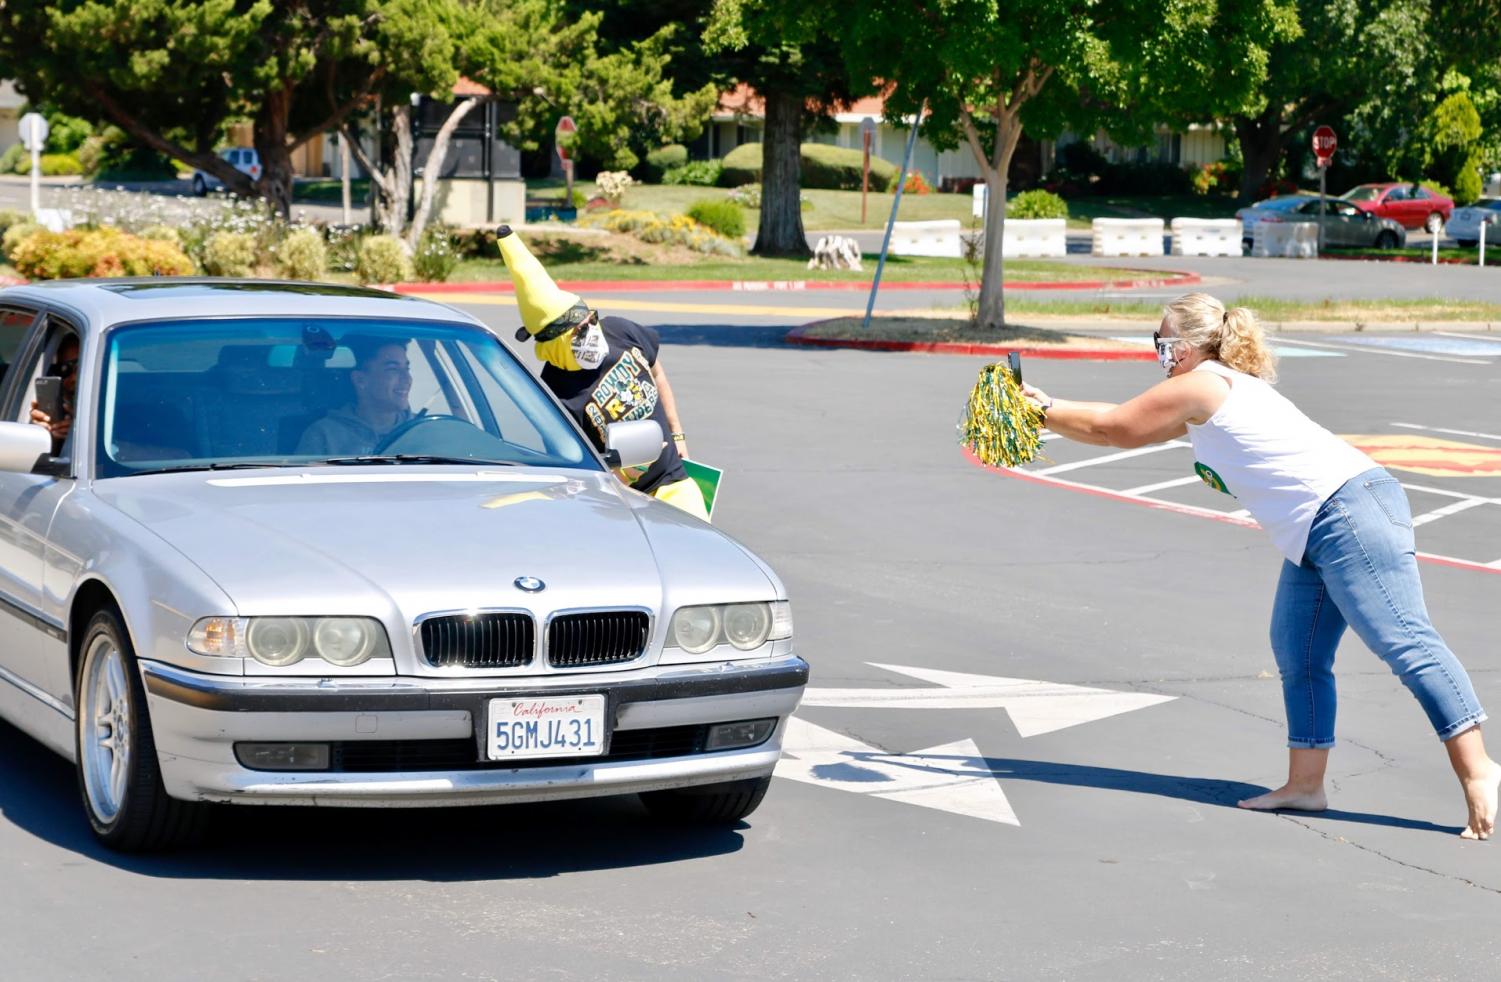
top-left (1426, 212), bottom-right (1443, 234)
top-left (192, 175), bottom-right (207, 197)
top-left (75, 607), bottom-right (207, 852)
top-left (1374, 230), bottom-right (1398, 250)
top-left (640, 776), bottom-right (772, 824)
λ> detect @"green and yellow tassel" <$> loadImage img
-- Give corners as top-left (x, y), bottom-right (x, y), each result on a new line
top-left (957, 361), bottom-right (1045, 468)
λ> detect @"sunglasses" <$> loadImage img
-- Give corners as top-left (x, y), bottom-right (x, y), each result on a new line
top-left (1152, 330), bottom-right (1188, 354)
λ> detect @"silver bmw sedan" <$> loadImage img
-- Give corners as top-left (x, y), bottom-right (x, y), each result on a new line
top-left (0, 279), bottom-right (806, 851)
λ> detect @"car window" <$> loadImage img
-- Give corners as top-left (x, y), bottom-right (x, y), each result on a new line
top-left (95, 317), bottom-right (599, 478)
top-left (1481, 199), bottom-right (1501, 211)
top-left (1386, 187), bottom-right (1407, 201)
top-left (10, 318), bottom-right (81, 463)
top-left (1333, 202), bottom-right (1360, 217)
top-left (1412, 187), bottom-right (1432, 200)
top-left (0, 307), bottom-right (36, 389)
top-left (1343, 186), bottom-right (1379, 201)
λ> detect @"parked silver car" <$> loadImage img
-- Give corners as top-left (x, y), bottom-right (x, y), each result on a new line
top-left (0, 280), bottom-right (806, 851)
top-left (1447, 197), bottom-right (1501, 247)
top-left (1236, 194), bottom-right (1405, 251)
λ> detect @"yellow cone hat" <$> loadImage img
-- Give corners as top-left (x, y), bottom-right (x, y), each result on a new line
top-left (496, 227), bottom-right (580, 335)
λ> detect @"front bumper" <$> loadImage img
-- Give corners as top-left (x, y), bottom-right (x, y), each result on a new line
top-left (140, 655), bottom-right (807, 807)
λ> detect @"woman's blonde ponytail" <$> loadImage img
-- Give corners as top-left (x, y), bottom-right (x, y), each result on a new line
top-left (1161, 293), bottom-right (1278, 382)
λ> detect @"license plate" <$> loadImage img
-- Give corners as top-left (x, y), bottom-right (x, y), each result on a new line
top-left (486, 694), bottom-right (606, 760)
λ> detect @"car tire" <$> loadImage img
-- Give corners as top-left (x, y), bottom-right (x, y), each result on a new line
top-left (74, 607), bottom-right (207, 852)
top-left (1375, 230), bottom-right (1399, 250)
top-left (640, 776), bottom-right (772, 824)
top-left (1426, 212), bottom-right (1443, 234)
top-left (192, 175), bottom-right (207, 197)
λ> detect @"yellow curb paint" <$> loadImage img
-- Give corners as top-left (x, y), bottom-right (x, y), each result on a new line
top-left (1341, 434), bottom-right (1501, 478)
top-left (407, 291), bottom-right (864, 320)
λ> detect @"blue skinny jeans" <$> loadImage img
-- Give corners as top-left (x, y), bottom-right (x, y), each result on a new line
top-left (1270, 468), bottom-right (1486, 748)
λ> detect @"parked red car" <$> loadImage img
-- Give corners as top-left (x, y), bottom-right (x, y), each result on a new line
top-left (1340, 182), bottom-right (1453, 233)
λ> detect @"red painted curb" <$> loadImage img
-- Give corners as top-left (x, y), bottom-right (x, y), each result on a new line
top-left (1321, 254), bottom-right (1474, 266)
top-left (784, 320), bottom-right (1154, 360)
top-left (395, 270), bottom-right (1200, 295)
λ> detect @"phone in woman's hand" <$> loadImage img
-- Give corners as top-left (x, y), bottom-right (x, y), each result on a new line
top-left (34, 376), bottom-right (63, 424)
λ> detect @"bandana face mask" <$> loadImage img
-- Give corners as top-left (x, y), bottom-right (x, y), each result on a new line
top-left (1154, 331), bottom-right (1186, 376)
top-left (571, 318), bottom-right (606, 370)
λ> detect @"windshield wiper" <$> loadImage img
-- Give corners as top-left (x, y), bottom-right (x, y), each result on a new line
top-left (134, 461), bottom-right (306, 475)
top-left (319, 454), bottom-right (519, 467)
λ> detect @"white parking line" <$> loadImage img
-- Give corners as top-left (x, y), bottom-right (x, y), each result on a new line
top-left (1272, 337), bottom-right (1491, 364)
top-left (1402, 481), bottom-right (1501, 504)
top-left (1121, 475), bottom-right (1203, 495)
top-left (1032, 441), bottom-right (1191, 476)
top-left (1434, 331), bottom-right (1501, 345)
top-left (1412, 497), bottom-right (1491, 527)
top-left (1391, 422), bottom-right (1501, 443)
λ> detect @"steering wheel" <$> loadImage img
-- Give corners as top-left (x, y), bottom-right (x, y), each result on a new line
top-left (371, 413), bottom-right (466, 454)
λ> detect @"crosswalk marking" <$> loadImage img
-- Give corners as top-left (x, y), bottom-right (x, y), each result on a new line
top-left (1032, 441), bottom-right (1190, 476)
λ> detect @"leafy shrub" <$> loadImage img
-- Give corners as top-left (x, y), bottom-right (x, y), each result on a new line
top-left (356, 234), bottom-right (412, 284)
top-left (1095, 161), bottom-right (1194, 196)
top-left (685, 199), bottom-right (745, 239)
top-left (1418, 178), bottom-right (1454, 198)
top-left (2, 222), bottom-right (45, 262)
top-left (0, 144), bottom-right (24, 175)
top-left (324, 225), bottom-right (364, 273)
top-left (412, 225), bottom-right (459, 282)
top-left (15, 152), bottom-right (85, 176)
top-left (721, 142), bottom-right (898, 191)
top-left (43, 111), bottom-right (94, 154)
top-left (581, 209), bottom-right (741, 256)
top-left (11, 226), bottom-right (194, 279)
top-left (1453, 167), bottom-right (1483, 205)
top-left (902, 171), bottom-right (932, 195)
top-left (662, 159), bottom-right (724, 186)
top-left (1007, 189), bottom-right (1069, 220)
top-left (138, 224), bottom-right (184, 250)
top-left (202, 231), bottom-right (258, 276)
top-left (595, 170), bottom-right (635, 207)
top-left (727, 184), bottom-right (761, 208)
top-left (277, 226), bottom-right (328, 281)
top-left (0, 209), bottom-right (31, 238)
top-left (640, 144), bottom-right (688, 182)
top-left (1056, 141), bottom-right (1109, 177)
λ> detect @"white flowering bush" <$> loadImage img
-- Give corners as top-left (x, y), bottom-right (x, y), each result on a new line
top-left (595, 171), bottom-right (635, 207)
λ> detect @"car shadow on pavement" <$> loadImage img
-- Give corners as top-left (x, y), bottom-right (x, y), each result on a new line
top-left (855, 750), bottom-right (1461, 835)
top-left (0, 721), bottom-right (747, 879)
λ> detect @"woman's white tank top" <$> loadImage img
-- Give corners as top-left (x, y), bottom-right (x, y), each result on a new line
top-left (1185, 360), bottom-right (1374, 564)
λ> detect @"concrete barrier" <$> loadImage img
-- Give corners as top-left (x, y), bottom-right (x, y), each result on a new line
top-left (1251, 220), bottom-right (1318, 258)
top-left (1091, 218), bottom-right (1165, 257)
top-left (1001, 218), bottom-right (1067, 258)
top-left (1171, 218), bottom-right (1242, 257)
top-left (888, 219), bottom-right (962, 258)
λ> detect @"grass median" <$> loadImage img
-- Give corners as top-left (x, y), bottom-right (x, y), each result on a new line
top-left (1000, 296), bottom-right (1501, 323)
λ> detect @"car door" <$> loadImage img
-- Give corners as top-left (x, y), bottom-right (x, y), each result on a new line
top-left (1378, 186), bottom-right (1405, 224)
top-left (1328, 201), bottom-right (1363, 246)
top-left (0, 308), bottom-right (73, 709)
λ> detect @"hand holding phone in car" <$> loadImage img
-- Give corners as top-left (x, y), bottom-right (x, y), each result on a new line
top-left (31, 376), bottom-right (70, 443)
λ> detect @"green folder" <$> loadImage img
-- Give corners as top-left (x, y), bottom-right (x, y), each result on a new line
top-left (682, 459), bottom-right (723, 519)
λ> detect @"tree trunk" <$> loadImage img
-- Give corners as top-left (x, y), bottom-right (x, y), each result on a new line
top-left (390, 104), bottom-right (414, 239)
top-left (1235, 108), bottom-right (1283, 202)
top-left (406, 96), bottom-right (484, 250)
top-left (253, 88), bottom-right (296, 218)
top-left (753, 89), bottom-right (809, 257)
top-left (973, 113), bottom-right (1024, 330)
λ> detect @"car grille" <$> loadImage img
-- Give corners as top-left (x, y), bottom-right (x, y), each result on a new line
top-left (323, 724), bottom-right (711, 772)
top-left (420, 613), bottom-right (534, 668)
top-left (547, 611), bottom-right (649, 667)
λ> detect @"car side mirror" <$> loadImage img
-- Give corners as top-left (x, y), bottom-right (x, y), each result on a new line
top-left (603, 419), bottom-right (664, 470)
top-left (0, 421), bottom-right (57, 474)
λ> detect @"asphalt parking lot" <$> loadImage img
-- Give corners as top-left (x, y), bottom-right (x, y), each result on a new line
top-left (3, 284), bottom-right (1497, 981)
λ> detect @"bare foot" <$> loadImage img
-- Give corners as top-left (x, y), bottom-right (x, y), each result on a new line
top-left (1237, 785), bottom-right (1327, 812)
top-left (1460, 761), bottom-right (1501, 840)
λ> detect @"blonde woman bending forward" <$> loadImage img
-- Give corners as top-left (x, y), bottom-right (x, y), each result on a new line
top-left (1022, 292), bottom-right (1499, 839)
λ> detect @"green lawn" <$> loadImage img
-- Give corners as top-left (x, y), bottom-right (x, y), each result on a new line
top-left (294, 178), bottom-right (373, 204)
top-left (1003, 295), bottom-right (1501, 322)
top-left (451, 255), bottom-right (1150, 283)
top-left (1063, 194), bottom-right (1239, 229)
top-left (1324, 246), bottom-right (1484, 264)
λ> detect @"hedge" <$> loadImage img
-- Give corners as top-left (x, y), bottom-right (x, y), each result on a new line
top-left (11, 227), bottom-right (194, 279)
top-left (640, 144), bottom-right (688, 183)
top-left (720, 142), bottom-right (898, 192)
top-left (685, 199), bottom-right (745, 239)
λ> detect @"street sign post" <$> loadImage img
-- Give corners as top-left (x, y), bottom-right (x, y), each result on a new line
top-left (1312, 126), bottom-right (1337, 257)
top-left (554, 115), bottom-right (577, 214)
top-left (19, 112), bottom-right (49, 216)
top-left (860, 116), bottom-right (876, 225)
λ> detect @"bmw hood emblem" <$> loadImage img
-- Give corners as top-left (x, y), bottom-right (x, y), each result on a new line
top-left (514, 576), bottom-right (546, 593)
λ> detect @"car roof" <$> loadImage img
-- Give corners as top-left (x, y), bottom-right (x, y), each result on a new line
top-left (0, 278), bottom-right (480, 334)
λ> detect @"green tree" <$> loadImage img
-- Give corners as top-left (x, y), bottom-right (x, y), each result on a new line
top-left (840, 0), bottom-right (1296, 330)
top-left (0, 1), bottom-right (460, 217)
top-left (1424, 90), bottom-right (1484, 202)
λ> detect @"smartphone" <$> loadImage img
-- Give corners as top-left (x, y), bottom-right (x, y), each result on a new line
top-left (34, 376), bottom-right (63, 423)
top-left (1008, 351), bottom-right (1023, 385)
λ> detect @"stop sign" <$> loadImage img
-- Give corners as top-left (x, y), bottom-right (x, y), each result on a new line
top-left (1312, 125), bottom-right (1337, 164)
top-left (554, 115), bottom-right (576, 162)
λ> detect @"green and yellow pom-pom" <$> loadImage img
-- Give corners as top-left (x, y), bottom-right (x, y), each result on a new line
top-left (957, 361), bottom-right (1045, 468)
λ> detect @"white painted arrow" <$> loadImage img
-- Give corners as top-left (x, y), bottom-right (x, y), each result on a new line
top-left (774, 717), bottom-right (1020, 825)
top-left (800, 663), bottom-right (1176, 737)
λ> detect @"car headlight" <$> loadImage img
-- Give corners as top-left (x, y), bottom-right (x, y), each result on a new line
top-left (667, 601), bottom-right (792, 654)
top-left (187, 616), bottom-right (391, 667)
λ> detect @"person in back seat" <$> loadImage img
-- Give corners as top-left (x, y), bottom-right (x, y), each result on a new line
top-left (295, 335), bottom-right (413, 456)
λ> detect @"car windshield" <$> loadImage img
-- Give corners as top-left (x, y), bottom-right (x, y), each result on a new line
top-left (1255, 196), bottom-right (1310, 211)
top-left (1342, 186), bottom-right (1381, 201)
top-left (1479, 198), bottom-right (1501, 211)
top-left (95, 317), bottom-right (599, 478)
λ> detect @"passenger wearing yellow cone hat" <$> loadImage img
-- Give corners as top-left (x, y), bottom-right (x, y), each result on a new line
top-left (497, 225), bottom-right (709, 521)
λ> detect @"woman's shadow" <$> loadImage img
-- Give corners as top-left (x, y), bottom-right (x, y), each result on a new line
top-left (0, 720), bottom-right (747, 880)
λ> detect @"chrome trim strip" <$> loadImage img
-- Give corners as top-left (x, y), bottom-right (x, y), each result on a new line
top-left (0, 662), bottom-right (75, 720)
top-left (0, 587), bottom-right (67, 641)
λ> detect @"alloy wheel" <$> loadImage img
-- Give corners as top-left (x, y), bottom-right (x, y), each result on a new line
top-left (80, 634), bottom-right (132, 824)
